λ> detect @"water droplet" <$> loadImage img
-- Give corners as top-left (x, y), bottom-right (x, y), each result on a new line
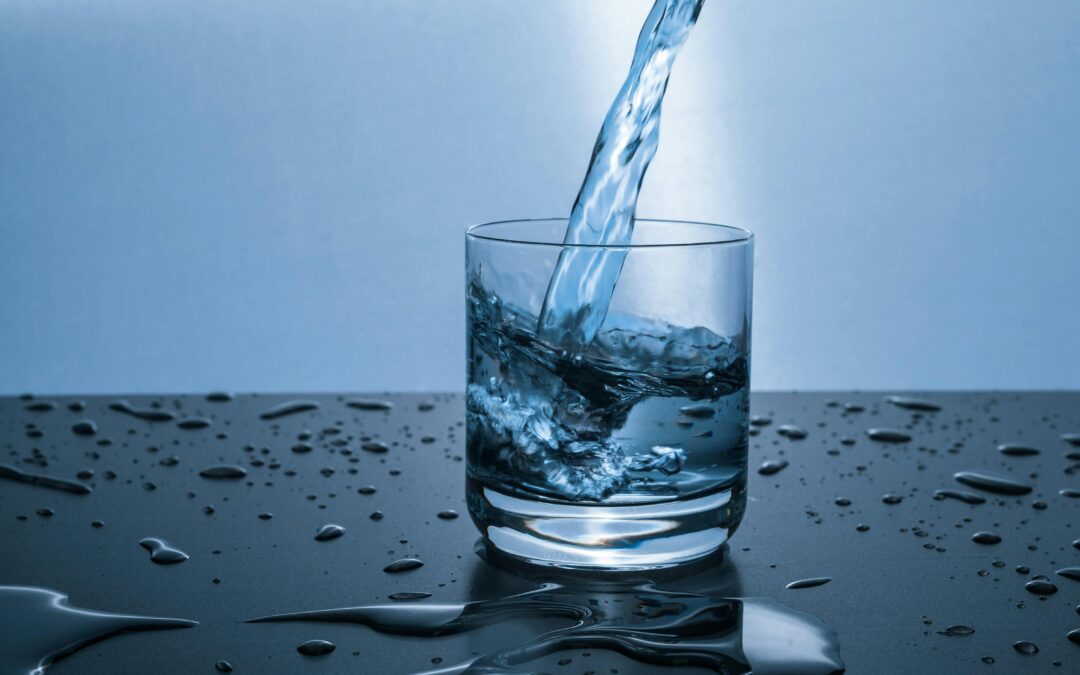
top-left (24, 401), bottom-right (57, 412)
top-left (71, 420), bottom-right (97, 436)
top-left (0, 586), bottom-right (195, 674)
top-left (1012, 640), bottom-right (1038, 655)
top-left (108, 400), bottom-right (176, 422)
top-left (91, 520), bottom-right (104, 528)
top-left (345, 399), bottom-right (394, 411)
top-left (362, 441), bottom-right (390, 454)
top-left (937, 625), bottom-right (975, 636)
top-left (998, 443), bottom-right (1039, 457)
top-left (139, 538), bottom-right (189, 565)
top-left (884, 396), bottom-right (941, 412)
top-left (1067, 628), bottom-right (1080, 645)
top-left (388, 592), bottom-right (432, 601)
top-left (358, 486), bottom-right (376, 495)
top-left (1016, 565), bottom-right (1030, 574)
top-left (36, 508), bottom-right (54, 517)
top-left (953, 471), bottom-right (1032, 495)
top-left (933, 489), bottom-right (986, 505)
top-left (259, 400), bottom-right (320, 420)
top-left (758, 460), bottom-right (789, 476)
top-left (981, 656), bottom-right (995, 664)
top-left (418, 401), bottom-right (435, 412)
top-left (297, 639), bottom-right (335, 656)
top-left (785, 577), bottom-right (831, 590)
top-left (437, 510), bottom-right (459, 520)
top-left (383, 558), bottom-right (423, 574)
top-left (881, 494), bottom-right (903, 505)
top-left (1061, 433), bottom-right (1080, 447)
top-left (856, 524), bottom-right (870, 532)
top-left (1055, 567), bottom-right (1080, 582)
top-left (679, 404), bottom-right (715, 419)
top-left (866, 429), bottom-right (911, 443)
top-left (834, 498), bottom-right (851, 506)
top-left (842, 403), bottom-right (864, 413)
top-left (314, 524), bottom-right (345, 541)
top-left (258, 512), bottom-right (273, 520)
top-left (177, 417), bottom-right (211, 430)
top-left (1059, 488), bottom-right (1080, 499)
top-left (0, 463), bottom-right (92, 495)
top-left (370, 511), bottom-right (384, 521)
top-left (777, 424), bottom-right (807, 440)
top-left (1024, 580), bottom-right (1057, 595)
top-left (1031, 499), bottom-right (1047, 510)
top-left (971, 531), bottom-right (1001, 545)
top-left (199, 465), bottom-right (248, 480)
top-left (207, 392), bottom-right (234, 402)
top-left (750, 415), bottom-right (772, 426)
top-left (291, 443), bottom-right (313, 454)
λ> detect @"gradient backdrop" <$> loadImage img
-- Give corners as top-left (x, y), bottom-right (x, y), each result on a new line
top-left (2, 0), bottom-right (1078, 394)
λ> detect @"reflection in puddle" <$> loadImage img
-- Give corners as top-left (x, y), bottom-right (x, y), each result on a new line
top-left (249, 580), bottom-right (844, 674)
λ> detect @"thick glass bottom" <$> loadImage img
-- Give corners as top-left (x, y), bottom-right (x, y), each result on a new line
top-left (466, 477), bottom-right (745, 572)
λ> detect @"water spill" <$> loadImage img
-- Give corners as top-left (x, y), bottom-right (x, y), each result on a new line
top-left (247, 582), bottom-right (844, 674)
top-left (108, 400), bottom-right (176, 422)
top-left (138, 538), bottom-right (190, 565)
top-left (997, 443), bottom-right (1039, 457)
top-left (865, 429), bottom-right (911, 443)
top-left (933, 489), bottom-right (986, 505)
top-left (383, 558), bottom-right (424, 574)
top-left (778, 424), bottom-right (808, 440)
top-left (259, 400), bottom-right (320, 420)
top-left (199, 465), bottom-right (248, 480)
top-left (296, 639), bottom-right (335, 656)
top-left (177, 417), bottom-right (212, 430)
top-left (883, 396), bottom-right (942, 412)
top-left (314, 524), bottom-right (345, 542)
top-left (758, 460), bottom-right (789, 476)
top-left (0, 463), bottom-right (92, 495)
top-left (71, 420), bottom-right (97, 436)
top-left (0, 586), bottom-right (196, 675)
top-left (937, 625), bottom-right (974, 636)
top-left (953, 471), bottom-right (1032, 495)
top-left (1055, 567), bottom-right (1080, 582)
top-left (785, 577), bottom-right (832, 590)
top-left (971, 531), bottom-right (1001, 545)
top-left (1012, 640), bottom-right (1038, 655)
top-left (346, 399), bottom-right (394, 411)
top-left (1024, 579), bottom-right (1057, 596)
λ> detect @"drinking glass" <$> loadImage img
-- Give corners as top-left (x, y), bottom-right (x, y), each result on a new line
top-left (466, 218), bottom-right (753, 571)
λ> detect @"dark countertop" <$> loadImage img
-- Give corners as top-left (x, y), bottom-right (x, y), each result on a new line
top-left (1, 391), bottom-right (1078, 673)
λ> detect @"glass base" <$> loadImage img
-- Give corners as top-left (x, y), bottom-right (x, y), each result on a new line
top-left (466, 477), bottom-right (745, 572)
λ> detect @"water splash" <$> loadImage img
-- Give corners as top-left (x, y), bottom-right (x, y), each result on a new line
top-left (537, 0), bottom-right (706, 350)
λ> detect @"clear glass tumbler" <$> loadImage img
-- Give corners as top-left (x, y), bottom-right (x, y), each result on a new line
top-left (466, 218), bottom-right (753, 571)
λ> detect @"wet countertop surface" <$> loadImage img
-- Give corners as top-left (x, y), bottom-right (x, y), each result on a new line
top-left (1, 391), bottom-right (1078, 674)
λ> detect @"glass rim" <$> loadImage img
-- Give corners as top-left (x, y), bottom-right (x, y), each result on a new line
top-left (466, 217), bottom-right (753, 249)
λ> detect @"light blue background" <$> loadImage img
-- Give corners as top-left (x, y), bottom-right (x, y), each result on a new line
top-left (2, 0), bottom-right (1078, 395)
